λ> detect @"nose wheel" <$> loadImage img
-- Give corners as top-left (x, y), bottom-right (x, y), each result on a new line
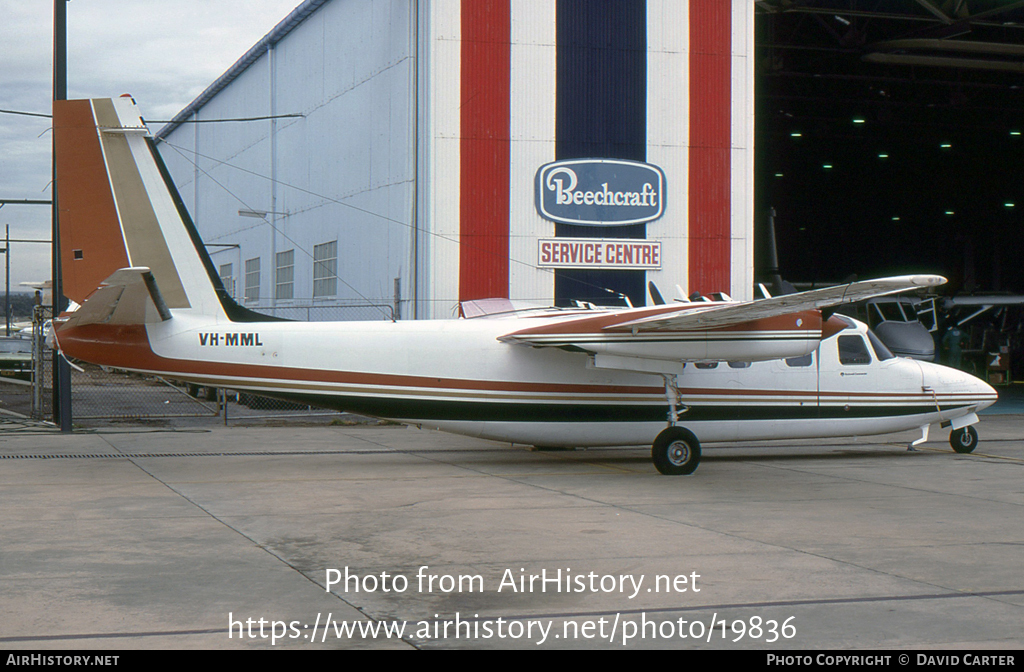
top-left (950, 426), bottom-right (978, 454)
top-left (652, 427), bottom-right (701, 475)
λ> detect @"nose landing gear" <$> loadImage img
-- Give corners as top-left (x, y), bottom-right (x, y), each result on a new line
top-left (950, 426), bottom-right (979, 454)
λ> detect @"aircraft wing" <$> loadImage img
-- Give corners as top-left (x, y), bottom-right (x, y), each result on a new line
top-left (499, 275), bottom-right (945, 357)
top-left (60, 267), bottom-right (172, 328)
top-left (611, 274), bottom-right (946, 332)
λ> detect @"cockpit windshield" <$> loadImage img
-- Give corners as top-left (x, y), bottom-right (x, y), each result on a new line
top-left (867, 329), bottom-right (896, 361)
top-left (876, 302), bottom-right (904, 323)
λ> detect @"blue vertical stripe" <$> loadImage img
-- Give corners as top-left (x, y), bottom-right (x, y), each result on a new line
top-left (554, 0), bottom-right (648, 307)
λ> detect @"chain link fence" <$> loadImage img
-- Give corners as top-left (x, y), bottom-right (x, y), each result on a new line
top-left (0, 303), bottom-right (391, 427)
top-left (250, 302), bottom-right (396, 323)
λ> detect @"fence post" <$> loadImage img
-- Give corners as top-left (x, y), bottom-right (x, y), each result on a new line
top-left (31, 305), bottom-right (47, 419)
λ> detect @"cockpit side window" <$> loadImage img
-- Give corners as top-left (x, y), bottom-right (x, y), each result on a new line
top-left (838, 335), bottom-right (872, 365)
top-left (867, 329), bottom-right (895, 361)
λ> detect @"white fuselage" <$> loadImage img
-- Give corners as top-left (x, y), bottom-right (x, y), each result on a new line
top-left (63, 311), bottom-right (996, 449)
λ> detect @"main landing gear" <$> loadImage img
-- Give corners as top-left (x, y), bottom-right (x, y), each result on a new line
top-left (950, 426), bottom-right (979, 454)
top-left (652, 426), bottom-right (701, 475)
top-left (651, 374), bottom-right (701, 475)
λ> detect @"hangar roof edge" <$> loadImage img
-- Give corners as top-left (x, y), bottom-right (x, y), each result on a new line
top-left (155, 0), bottom-right (330, 140)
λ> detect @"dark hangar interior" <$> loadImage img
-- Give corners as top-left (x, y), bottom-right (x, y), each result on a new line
top-left (755, 0), bottom-right (1024, 296)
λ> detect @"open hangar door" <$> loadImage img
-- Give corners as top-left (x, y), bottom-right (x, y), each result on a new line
top-left (754, 0), bottom-right (1024, 297)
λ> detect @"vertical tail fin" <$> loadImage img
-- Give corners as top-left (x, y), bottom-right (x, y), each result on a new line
top-left (54, 96), bottom-right (268, 321)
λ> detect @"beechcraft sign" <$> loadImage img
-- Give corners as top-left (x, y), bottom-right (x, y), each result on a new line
top-left (536, 159), bottom-right (666, 226)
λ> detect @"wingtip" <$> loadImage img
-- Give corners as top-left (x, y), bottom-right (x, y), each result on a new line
top-left (872, 274), bottom-right (947, 289)
top-left (913, 274), bottom-right (947, 287)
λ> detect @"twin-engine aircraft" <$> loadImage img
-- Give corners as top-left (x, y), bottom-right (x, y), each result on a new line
top-left (51, 97), bottom-right (997, 474)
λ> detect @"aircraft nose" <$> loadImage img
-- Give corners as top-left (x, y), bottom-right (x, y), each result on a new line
top-left (972, 375), bottom-right (999, 411)
top-left (923, 362), bottom-right (998, 412)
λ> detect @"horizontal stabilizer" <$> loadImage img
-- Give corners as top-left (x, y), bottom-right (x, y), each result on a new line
top-left (61, 267), bottom-right (172, 328)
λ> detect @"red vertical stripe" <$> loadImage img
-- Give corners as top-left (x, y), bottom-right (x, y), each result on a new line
top-left (460, 0), bottom-right (511, 302)
top-left (688, 0), bottom-right (732, 295)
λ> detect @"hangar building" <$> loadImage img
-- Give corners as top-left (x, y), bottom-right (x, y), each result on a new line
top-left (157, 0), bottom-right (756, 320)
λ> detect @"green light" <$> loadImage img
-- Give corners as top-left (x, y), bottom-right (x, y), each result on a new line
top-left (1012, 131), bottom-right (1021, 136)
top-left (853, 118), bottom-right (866, 124)
top-left (892, 216), bottom-right (901, 221)
top-left (941, 143), bottom-right (952, 149)
top-left (945, 211), bottom-right (955, 216)
top-left (1006, 203), bottom-right (1016, 208)
top-left (878, 154), bottom-right (889, 159)
top-left (790, 132), bottom-right (802, 138)
top-left (823, 164), bottom-right (833, 169)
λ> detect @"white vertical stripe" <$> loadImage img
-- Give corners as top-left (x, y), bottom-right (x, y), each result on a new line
top-left (730, 0), bottom-right (755, 302)
top-left (647, 0), bottom-right (690, 301)
top-left (424, 0), bottom-right (462, 318)
top-left (111, 97), bottom-right (223, 316)
top-left (509, 0), bottom-right (557, 304)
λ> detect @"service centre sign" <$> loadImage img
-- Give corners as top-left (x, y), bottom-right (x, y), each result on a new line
top-left (538, 238), bottom-right (662, 270)
top-left (536, 159), bottom-right (666, 226)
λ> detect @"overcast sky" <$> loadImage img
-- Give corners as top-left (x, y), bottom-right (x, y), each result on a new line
top-left (0, 0), bottom-right (301, 290)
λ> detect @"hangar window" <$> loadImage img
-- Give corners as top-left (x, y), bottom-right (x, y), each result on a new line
top-left (219, 263), bottom-right (235, 299)
top-left (786, 354), bottom-right (813, 367)
top-left (838, 336), bottom-right (872, 366)
top-left (313, 241), bottom-right (338, 298)
top-left (275, 249), bottom-right (294, 300)
top-left (244, 257), bottom-right (260, 303)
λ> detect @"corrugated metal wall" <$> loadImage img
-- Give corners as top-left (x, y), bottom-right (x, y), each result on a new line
top-left (161, 0), bottom-right (417, 321)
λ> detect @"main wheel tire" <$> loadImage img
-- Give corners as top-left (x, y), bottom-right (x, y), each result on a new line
top-left (652, 427), bottom-right (701, 475)
top-left (950, 426), bottom-right (978, 454)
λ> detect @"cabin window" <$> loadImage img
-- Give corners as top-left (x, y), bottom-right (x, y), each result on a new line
top-left (695, 362), bottom-right (718, 369)
top-left (728, 361), bottom-right (751, 369)
top-left (786, 354), bottom-right (813, 367)
top-left (838, 335), bottom-right (872, 365)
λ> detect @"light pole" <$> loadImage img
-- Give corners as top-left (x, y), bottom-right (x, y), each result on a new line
top-left (53, 0), bottom-right (72, 431)
top-left (1, 225), bottom-right (9, 337)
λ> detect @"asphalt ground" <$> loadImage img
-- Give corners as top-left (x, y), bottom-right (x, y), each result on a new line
top-left (0, 414), bottom-right (1021, 651)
